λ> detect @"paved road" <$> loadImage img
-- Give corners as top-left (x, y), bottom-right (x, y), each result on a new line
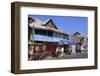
top-left (44, 52), bottom-right (88, 60)
top-left (61, 52), bottom-right (88, 59)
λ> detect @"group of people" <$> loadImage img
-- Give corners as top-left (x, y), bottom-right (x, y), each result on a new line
top-left (28, 44), bottom-right (81, 60)
top-left (28, 45), bottom-right (47, 60)
top-left (52, 45), bottom-right (71, 57)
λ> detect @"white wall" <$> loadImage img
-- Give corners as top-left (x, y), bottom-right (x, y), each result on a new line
top-left (0, 0), bottom-right (100, 76)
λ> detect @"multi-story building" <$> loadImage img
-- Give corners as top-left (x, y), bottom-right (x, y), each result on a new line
top-left (28, 17), bottom-right (69, 56)
top-left (80, 34), bottom-right (88, 52)
top-left (69, 32), bottom-right (88, 53)
top-left (68, 32), bottom-right (82, 53)
top-left (28, 17), bottom-right (88, 57)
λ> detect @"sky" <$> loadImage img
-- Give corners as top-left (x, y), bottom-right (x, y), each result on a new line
top-left (29, 15), bottom-right (88, 35)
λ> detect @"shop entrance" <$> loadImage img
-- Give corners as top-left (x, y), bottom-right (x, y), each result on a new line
top-left (45, 43), bottom-right (57, 56)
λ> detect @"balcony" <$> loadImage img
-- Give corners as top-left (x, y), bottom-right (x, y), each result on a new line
top-left (33, 34), bottom-right (54, 42)
top-left (32, 34), bottom-right (68, 43)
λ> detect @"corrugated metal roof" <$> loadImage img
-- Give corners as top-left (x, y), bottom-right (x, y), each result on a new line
top-left (29, 17), bottom-right (68, 35)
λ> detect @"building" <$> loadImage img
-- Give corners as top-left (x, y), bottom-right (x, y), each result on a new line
top-left (80, 34), bottom-right (88, 52)
top-left (28, 17), bottom-right (69, 56)
top-left (68, 32), bottom-right (81, 53)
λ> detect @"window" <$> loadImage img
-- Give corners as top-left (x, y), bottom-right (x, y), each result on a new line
top-left (48, 31), bottom-right (53, 36)
top-left (63, 35), bottom-right (69, 39)
top-left (35, 29), bottom-right (47, 35)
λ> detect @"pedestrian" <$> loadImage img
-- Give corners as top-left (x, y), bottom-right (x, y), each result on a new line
top-left (28, 45), bottom-right (34, 60)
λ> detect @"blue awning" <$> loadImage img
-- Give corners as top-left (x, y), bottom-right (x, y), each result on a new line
top-left (59, 40), bottom-right (70, 45)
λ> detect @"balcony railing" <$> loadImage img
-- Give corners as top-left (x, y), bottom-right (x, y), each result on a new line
top-left (32, 34), bottom-right (68, 42)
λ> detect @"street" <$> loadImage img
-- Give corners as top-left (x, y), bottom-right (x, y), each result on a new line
top-left (44, 51), bottom-right (88, 60)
